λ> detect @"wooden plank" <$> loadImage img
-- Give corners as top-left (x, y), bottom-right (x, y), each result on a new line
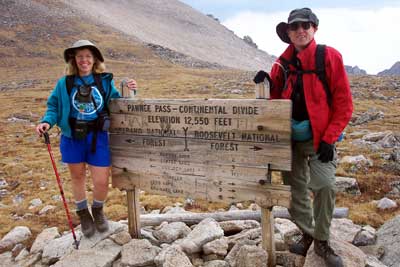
top-left (126, 188), bottom-right (141, 238)
top-left (112, 164), bottom-right (291, 208)
top-left (109, 134), bottom-right (290, 168)
top-left (261, 208), bottom-right (276, 267)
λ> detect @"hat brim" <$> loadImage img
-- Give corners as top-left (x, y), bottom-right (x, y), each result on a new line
top-left (276, 22), bottom-right (291, 44)
top-left (63, 45), bottom-right (104, 63)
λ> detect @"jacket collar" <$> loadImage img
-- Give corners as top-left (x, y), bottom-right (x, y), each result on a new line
top-left (280, 39), bottom-right (317, 68)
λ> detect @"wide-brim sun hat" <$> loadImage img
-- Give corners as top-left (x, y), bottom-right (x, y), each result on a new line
top-left (63, 40), bottom-right (104, 63)
top-left (276, 8), bottom-right (319, 44)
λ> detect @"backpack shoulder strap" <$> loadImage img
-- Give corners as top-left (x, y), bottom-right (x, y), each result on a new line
top-left (315, 44), bottom-right (332, 107)
top-left (94, 72), bottom-right (113, 112)
top-left (66, 75), bottom-right (75, 95)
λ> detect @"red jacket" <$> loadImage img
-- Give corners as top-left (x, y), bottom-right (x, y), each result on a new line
top-left (270, 40), bottom-right (353, 151)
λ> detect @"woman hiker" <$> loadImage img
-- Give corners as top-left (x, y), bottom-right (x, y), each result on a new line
top-left (35, 40), bottom-right (137, 237)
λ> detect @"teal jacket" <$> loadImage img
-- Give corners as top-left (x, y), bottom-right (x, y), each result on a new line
top-left (41, 73), bottom-right (120, 138)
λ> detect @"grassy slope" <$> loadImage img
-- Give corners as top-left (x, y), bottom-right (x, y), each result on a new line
top-left (0, 0), bottom-right (399, 247)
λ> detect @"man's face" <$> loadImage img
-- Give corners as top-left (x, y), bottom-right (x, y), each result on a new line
top-left (287, 21), bottom-right (317, 50)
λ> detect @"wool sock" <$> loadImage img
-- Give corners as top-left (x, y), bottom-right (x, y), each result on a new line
top-left (75, 199), bottom-right (88, 211)
top-left (92, 199), bottom-right (104, 208)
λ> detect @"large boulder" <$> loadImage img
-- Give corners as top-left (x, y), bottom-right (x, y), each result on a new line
top-left (303, 236), bottom-right (366, 267)
top-left (377, 215), bottom-right (400, 266)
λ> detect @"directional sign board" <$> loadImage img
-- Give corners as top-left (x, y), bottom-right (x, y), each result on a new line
top-left (109, 99), bottom-right (292, 207)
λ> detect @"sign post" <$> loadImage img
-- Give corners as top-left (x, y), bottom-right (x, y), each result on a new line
top-left (109, 98), bottom-right (292, 266)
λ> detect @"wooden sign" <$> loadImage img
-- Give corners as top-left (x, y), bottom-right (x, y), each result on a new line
top-left (109, 99), bottom-right (291, 207)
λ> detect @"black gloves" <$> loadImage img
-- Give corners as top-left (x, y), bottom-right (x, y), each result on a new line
top-left (253, 70), bottom-right (271, 84)
top-left (317, 141), bottom-right (335, 163)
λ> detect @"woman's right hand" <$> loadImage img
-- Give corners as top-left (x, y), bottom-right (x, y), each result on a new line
top-left (36, 122), bottom-right (50, 137)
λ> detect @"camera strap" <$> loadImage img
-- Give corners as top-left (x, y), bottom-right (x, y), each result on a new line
top-left (77, 75), bottom-right (101, 153)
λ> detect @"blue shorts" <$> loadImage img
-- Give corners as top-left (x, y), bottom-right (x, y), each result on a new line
top-left (60, 131), bottom-right (111, 167)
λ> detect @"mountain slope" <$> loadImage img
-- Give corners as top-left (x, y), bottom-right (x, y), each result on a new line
top-left (378, 61), bottom-right (400, 76)
top-left (63, 0), bottom-right (274, 71)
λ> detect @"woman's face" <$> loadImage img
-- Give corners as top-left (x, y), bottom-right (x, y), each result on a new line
top-left (75, 48), bottom-right (94, 76)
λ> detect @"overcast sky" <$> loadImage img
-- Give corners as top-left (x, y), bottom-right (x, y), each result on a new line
top-left (180, 0), bottom-right (400, 75)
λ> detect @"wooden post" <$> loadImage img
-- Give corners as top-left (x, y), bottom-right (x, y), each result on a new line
top-left (126, 188), bottom-right (141, 238)
top-left (256, 80), bottom-right (275, 266)
top-left (261, 207), bottom-right (276, 267)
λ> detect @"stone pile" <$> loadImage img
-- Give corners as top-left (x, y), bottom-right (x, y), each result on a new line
top-left (0, 209), bottom-right (394, 267)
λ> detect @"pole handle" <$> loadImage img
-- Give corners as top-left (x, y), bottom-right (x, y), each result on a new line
top-left (43, 132), bottom-right (50, 144)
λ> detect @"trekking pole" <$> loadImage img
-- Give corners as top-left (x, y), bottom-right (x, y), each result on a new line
top-left (43, 132), bottom-right (79, 249)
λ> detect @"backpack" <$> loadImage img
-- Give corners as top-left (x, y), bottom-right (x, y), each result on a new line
top-left (278, 44), bottom-right (332, 107)
top-left (66, 72), bottom-right (113, 112)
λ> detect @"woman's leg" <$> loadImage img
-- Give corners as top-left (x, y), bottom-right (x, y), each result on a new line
top-left (68, 162), bottom-right (95, 237)
top-left (88, 165), bottom-right (110, 202)
top-left (88, 165), bottom-right (110, 232)
top-left (68, 163), bottom-right (87, 202)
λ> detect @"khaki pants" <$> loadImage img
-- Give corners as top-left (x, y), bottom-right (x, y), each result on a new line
top-left (282, 139), bottom-right (337, 241)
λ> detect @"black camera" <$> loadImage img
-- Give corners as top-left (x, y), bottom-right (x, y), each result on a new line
top-left (97, 110), bottom-right (110, 131)
top-left (76, 85), bottom-right (92, 103)
top-left (74, 120), bottom-right (88, 139)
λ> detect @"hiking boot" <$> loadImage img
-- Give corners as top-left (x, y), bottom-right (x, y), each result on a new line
top-left (289, 232), bottom-right (314, 256)
top-left (91, 206), bottom-right (109, 232)
top-left (314, 239), bottom-right (344, 267)
top-left (76, 208), bottom-right (95, 237)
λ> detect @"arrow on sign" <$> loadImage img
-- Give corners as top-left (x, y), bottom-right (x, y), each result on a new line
top-left (250, 146), bottom-right (262, 151)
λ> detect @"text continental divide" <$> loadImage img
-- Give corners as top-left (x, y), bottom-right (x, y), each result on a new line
top-left (127, 104), bottom-right (259, 115)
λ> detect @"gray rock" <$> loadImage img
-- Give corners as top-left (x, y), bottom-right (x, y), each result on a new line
top-left (0, 179), bottom-right (8, 189)
top-left (276, 251), bottom-right (305, 267)
top-left (377, 197), bottom-right (397, 210)
top-left (202, 260), bottom-right (229, 267)
top-left (353, 225), bottom-right (377, 246)
top-left (274, 218), bottom-right (301, 244)
top-left (38, 205), bottom-right (56, 215)
top-left (52, 239), bottom-right (121, 267)
top-left (180, 218), bottom-right (224, 254)
top-left (227, 227), bottom-right (261, 248)
top-left (362, 131), bottom-right (392, 142)
top-left (0, 252), bottom-right (13, 267)
top-left (225, 239), bottom-right (257, 267)
top-left (335, 176), bottom-right (361, 195)
top-left (203, 237), bottom-right (228, 256)
top-left (30, 227), bottom-right (60, 254)
top-left (340, 155), bottom-right (373, 166)
top-left (235, 245), bottom-right (268, 267)
top-left (120, 239), bottom-right (161, 267)
top-left (0, 226), bottom-right (31, 253)
top-left (16, 252), bottom-right (41, 267)
top-left (11, 243), bottom-right (25, 258)
top-left (154, 244), bottom-right (192, 267)
top-left (358, 244), bottom-right (385, 259)
top-left (330, 218), bottom-right (362, 243)
top-left (153, 222), bottom-right (191, 244)
top-left (377, 215), bottom-right (400, 266)
top-left (218, 220), bottom-right (260, 235)
top-left (78, 221), bottom-right (127, 249)
top-left (109, 230), bottom-right (132, 245)
top-left (141, 228), bottom-right (161, 246)
top-left (366, 255), bottom-right (388, 267)
top-left (42, 231), bottom-right (80, 265)
top-left (29, 198), bottom-right (42, 209)
top-left (303, 236), bottom-right (366, 267)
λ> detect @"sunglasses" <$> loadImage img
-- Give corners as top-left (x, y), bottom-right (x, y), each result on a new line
top-left (288, 22), bottom-right (312, 31)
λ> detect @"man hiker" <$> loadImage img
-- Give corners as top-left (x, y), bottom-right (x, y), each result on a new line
top-left (254, 8), bottom-right (353, 267)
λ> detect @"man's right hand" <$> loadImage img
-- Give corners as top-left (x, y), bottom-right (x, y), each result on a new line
top-left (36, 122), bottom-right (50, 137)
top-left (253, 70), bottom-right (269, 84)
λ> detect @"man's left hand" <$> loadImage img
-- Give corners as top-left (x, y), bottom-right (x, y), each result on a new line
top-left (318, 141), bottom-right (334, 163)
